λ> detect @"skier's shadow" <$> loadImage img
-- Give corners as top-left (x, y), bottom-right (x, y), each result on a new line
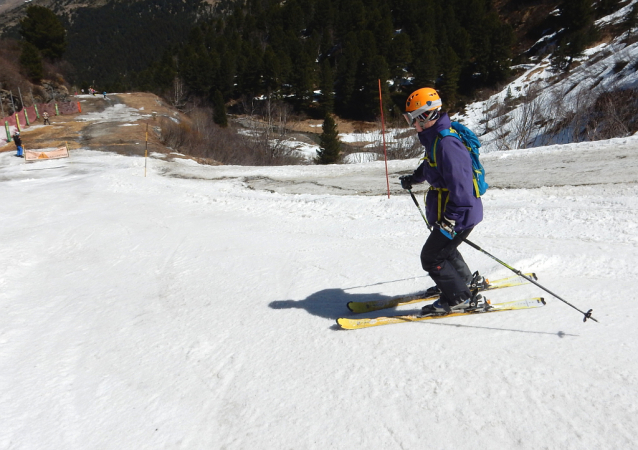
top-left (270, 289), bottom-right (580, 338)
top-left (269, 289), bottom-right (395, 320)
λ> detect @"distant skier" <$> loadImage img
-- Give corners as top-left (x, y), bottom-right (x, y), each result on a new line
top-left (13, 131), bottom-right (23, 157)
top-left (42, 111), bottom-right (50, 125)
top-left (399, 88), bottom-right (484, 314)
top-left (103, 92), bottom-right (107, 99)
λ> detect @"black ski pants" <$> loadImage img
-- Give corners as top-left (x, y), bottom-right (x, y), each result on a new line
top-left (420, 228), bottom-right (474, 304)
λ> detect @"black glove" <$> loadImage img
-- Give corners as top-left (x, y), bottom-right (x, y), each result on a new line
top-left (400, 175), bottom-right (414, 190)
top-left (437, 216), bottom-right (456, 239)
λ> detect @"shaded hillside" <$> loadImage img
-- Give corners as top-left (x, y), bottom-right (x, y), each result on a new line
top-left (63, 0), bottom-right (209, 90)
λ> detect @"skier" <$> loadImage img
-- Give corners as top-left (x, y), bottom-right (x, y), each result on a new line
top-left (103, 92), bottom-right (107, 99)
top-left (399, 88), bottom-right (484, 314)
top-left (42, 111), bottom-right (50, 125)
top-left (13, 131), bottom-right (23, 157)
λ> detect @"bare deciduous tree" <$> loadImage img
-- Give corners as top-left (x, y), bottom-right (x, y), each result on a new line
top-left (167, 77), bottom-right (187, 110)
top-left (510, 82), bottom-right (544, 149)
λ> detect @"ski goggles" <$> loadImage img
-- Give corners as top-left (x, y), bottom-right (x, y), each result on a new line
top-left (403, 99), bottom-right (442, 126)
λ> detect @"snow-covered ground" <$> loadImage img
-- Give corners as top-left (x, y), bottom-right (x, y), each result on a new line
top-left (2, 132), bottom-right (638, 448)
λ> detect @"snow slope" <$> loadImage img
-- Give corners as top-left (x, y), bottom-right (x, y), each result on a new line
top-left (2, 136), bottom-right (638, 449)
top-left (456, 16), bottom-right (638, 151)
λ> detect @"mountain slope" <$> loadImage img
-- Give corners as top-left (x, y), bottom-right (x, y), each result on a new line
top-left (2, 113), bottom-right (638, 448)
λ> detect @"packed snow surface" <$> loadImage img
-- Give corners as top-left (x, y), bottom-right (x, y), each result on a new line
top-left (2, 137), bottom-right (638, 449)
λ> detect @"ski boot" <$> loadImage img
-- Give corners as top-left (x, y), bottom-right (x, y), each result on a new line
top-left (423, 285), bottom-right (441, 297)
top-left (420, 299), bottom-right (449, 315)
top-left (421, 296), bottom-right (465, 315)
top-left (423, 272), bottom-right (488, 298)
top-left (420, 292), bottom-right (484, 316)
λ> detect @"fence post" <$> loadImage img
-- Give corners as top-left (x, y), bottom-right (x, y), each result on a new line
top-left (145, 123), bottom-right (148, 177)
top-left (0, 93), bottom-right (9, 142)
top-left (18, 87), bottom-right (29, 126)
top-left (9, 91), bottom-right (21, 132)
top-left (30, 90), bottom-right (39, 119)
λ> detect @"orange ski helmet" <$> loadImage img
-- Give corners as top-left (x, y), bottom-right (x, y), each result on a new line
top-left (404, 87), bottom-right (442, 125)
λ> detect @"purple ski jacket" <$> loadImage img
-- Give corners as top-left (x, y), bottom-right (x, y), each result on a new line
top-left (411, 113), bottom-right (483, 232)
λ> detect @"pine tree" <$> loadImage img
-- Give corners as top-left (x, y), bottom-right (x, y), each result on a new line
top-left (359, 54), bottom-right (390, 120)
top-left (154, 50), bottom-right (177, 91)
top-left (336, 0), bottom-right (366, 38)
top-left (553, 0), bottom-right (597, 70)
top-left (411, 29), bottom-right (438, 89)
top-left (183, 28), bottom-right (217, 97)
top-left (319, 59), bottom-right (335, 114)
top-left (282, 0), bottom-right (304, 35)
top-left (262, 46), bottom-right (281, 93)
top-left (212, 89), bottom-right (228, 127)
top-left (236, 43), bottom-right (263, 99)
top-left (470, 11), bottom-right (513, 87)
top-left (369, 7), bottom-right (394, 59)
top-left (310, 0), bottom-right (335, 39)
top-left (335, 32), bottom-right (362, 116)
top-left (623, 2), bottom-right (638, 30)
top-left (440, 4), bottom-right (471, 64)
top-left (218, 37), bottom-right (239, 98)
top-left (285, 27), bottom-right (317, 112)
top-left (316, 113), bottom-right (341, 164)
top-left (20, 5), bottom-right (67, 59)
top-left (438, 46), bottom-right (461, 108)
top-left (20, 42), bottom-right (43, 82)
top-left (389, 32), bottom-right (413, 83)
top-left (596, 0), bottom-right (621, 17)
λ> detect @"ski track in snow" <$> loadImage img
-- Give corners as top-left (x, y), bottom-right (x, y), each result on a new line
top-left (1, 137), bottom-right (638, 449)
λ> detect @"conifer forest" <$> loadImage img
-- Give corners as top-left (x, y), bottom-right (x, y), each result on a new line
top-left (2, 0), bottom-right (632, 137)
top-left (64, 0), bottom-right (518, 120)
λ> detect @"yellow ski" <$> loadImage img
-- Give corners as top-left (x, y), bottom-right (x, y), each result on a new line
top-left (347, 273), bottom-right (537, 314)
top-left (337, 297), bottom-right (546, 330)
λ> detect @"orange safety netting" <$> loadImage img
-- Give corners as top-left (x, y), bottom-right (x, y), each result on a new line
top-left (2, 101), bottom-right (80, 145)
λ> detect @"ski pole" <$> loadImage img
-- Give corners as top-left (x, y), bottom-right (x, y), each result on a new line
top-left (407, 189), bottom-right (597, 323)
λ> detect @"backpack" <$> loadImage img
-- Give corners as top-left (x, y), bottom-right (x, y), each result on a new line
top-left (425, 121), bottom-right (488, 197)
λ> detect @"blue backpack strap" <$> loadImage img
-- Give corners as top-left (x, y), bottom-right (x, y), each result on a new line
top-left (427, 128), bottom-right (461, 167)
top-left (439, 127), bottom-right (463, 144)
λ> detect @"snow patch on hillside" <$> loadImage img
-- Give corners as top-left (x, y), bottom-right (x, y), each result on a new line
top-left (76, 103), bottom-right (148, 124)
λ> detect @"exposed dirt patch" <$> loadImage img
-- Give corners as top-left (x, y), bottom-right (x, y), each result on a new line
top-left (0, 92), bottom-right (177, 157)
top-left (116, 92), bottom-right (180, 118)
top-left (0, 91), bottom-right (383, 164)
top-left (286, 116), bottom-right (380, 135)
top-left (0, 99), bottom-right (103, 152)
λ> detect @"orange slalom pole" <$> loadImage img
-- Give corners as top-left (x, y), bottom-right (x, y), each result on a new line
top-left (378, 79), bottom-right (390, 199)
top-left (145, 123), bottom-right (148, 177)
